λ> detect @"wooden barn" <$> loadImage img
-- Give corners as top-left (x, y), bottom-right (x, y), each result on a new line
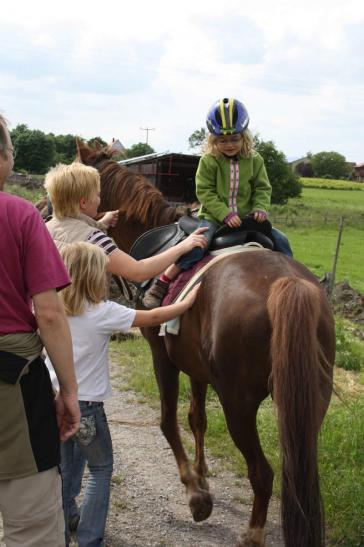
top-left (118, 152), bottom-right (200, 203)
top-left (353, 162), bottom-right (364, 182)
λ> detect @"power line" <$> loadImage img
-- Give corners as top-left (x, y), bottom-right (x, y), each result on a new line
top-left (140, 126), bottom-right (155, 145)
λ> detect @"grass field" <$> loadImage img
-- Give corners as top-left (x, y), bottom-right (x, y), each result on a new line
top-left (300, 177), bottom-right (364, 191)
top-left (270, 186), bottom-right (364, 292)
top-left (111, 337), bottom-right (364, 546)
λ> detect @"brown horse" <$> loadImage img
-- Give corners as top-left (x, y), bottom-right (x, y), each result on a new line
top-left (77, 140), bottom-right (335, 547)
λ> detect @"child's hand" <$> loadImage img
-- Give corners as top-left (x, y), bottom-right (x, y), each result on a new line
top-left (183, 283), bottom-right (201, 308)
top-left (100, 210), bottom-right (120, 228)
top-left (252, 210), bottom-right (268, 223)
top-left (227, 214), bottom-right (242, 228)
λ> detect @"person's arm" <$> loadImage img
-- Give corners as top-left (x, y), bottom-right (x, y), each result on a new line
top-left (196, 155), bottom-right (231, 223)
top-left (107, 228), bottom-right (208, 282)
top-left (33, 289), bottom-right (80, 442)
top-left (132, 284), bottom-right (200, 327)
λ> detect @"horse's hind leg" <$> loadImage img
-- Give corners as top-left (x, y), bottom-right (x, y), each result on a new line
top-left (153, 355), bottom-right (213, 522)
top-left (188, 380), bottom-right (209, 491)
top-left (222, 402), bottom-right (273, 547)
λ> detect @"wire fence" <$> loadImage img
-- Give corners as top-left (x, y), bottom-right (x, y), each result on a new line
top-left (270, 215), bottom-right (364, 227)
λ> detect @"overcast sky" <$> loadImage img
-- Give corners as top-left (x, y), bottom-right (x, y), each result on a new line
top-left (1, 0), bottom-right (363, 162)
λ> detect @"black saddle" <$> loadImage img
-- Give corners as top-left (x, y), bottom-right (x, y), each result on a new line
top-left (179, 215), bottom-right (274, 251)
top-left (130, 214), bottom-right (274, 262)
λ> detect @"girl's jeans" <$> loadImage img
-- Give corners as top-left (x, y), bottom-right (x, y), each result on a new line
top-left (61, 401), bottom-right (113, 547)
top-left (176, 219), bottom-right (292, 271)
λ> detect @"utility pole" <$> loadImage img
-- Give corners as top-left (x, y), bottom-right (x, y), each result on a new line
top-left (140, 126), bottom-right (155, 145)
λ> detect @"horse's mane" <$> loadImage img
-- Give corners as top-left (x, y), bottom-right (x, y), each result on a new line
top-left (76, 138), bottom-right (185, 227)
top-left (99, 161), bottom-right (179, 227)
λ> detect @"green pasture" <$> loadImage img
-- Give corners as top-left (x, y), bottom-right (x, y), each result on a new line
top-left (111, 336), bottom-right (364, 546)
top-left (300, 177), bottom-right (364, 191)
top-left (271, 186), bottom-right (364, 292)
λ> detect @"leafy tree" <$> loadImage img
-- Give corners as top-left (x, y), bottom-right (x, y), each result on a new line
top-left (11, 125), bottom-right (56, 174)
top-left (126, 142), bottom-right (155, 158)
top-left (188, 128), bottom-right (207, 151)
top-left (311, 151), bottom-right (350, 179)
top-left (53, 134), bottom-right (77, 164)
top-left (87, 136), bottom-right (108, 148)
top-left (254, 136), bottom-right (301, 204)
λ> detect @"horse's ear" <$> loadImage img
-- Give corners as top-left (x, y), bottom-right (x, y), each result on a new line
top-left (76, 137), bottom-right (91, 163)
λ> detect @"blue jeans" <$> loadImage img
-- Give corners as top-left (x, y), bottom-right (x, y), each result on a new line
top-left (270, 227), bottom-right (293, 257)
top-left (68, 444), bottom-right (86, 522)
top-left (61, 401), bottom-right (113, 547)
top-left (177, 219), bottom-right (218, 270)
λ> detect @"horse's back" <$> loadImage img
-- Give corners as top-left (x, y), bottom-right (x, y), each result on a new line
top-left (165, 250), bottom-right (334, 392)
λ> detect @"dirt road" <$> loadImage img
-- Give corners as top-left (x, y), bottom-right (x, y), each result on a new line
top-left (0, 360), bottom-right (284, 546)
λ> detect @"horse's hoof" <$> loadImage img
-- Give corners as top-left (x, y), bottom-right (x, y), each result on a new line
top-left (189, 489), bottom-right (213, 522)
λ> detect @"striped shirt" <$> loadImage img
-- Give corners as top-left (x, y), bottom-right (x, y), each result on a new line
top-left (87, 230), bottom-right (118, 255)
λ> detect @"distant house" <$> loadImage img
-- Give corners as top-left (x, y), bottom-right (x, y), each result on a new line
top-left (289, 157), bottom-right (314, 177)
top-left (118, 152), bottom-right (200, 203)
top-left (353, 162), bottom-right (364, 182)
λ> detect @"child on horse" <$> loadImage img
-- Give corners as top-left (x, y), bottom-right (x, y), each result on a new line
top-left (143, 97), bottom-right (293, 308)
top-left (45, 241), bottom-right (200, 547)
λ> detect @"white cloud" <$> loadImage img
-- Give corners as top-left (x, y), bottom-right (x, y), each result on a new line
top-left (1, 0), bottom-right (364, 161)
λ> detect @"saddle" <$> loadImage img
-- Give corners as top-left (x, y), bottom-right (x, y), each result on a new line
top-left (130, 214), bottom-right (274, 265)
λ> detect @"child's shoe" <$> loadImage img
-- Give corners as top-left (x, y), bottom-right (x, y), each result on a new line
top-left (142, 278), bottom-right (169, 309)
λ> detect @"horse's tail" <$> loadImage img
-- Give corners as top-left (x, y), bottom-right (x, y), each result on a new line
top-left (267, 276), bottom-right (326, 547)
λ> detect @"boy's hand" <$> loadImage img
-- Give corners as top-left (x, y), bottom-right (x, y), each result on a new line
top-left (180, 227), bottom-right (209, 252)
top-left (252, 210), bottom-right (268, 223)
top-left (100, 210), bottom-right (120, 228)
top-left (227, 214), bottom-right (242, 228)
top-left (183, 283), bottom-right (201, 308)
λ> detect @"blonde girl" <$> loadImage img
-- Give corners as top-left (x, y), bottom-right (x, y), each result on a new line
top-left (46, 241), bottom-right (199, 547)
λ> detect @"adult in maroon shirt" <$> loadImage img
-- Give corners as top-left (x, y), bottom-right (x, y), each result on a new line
top-left (0, 114), bottom-right (80, 547)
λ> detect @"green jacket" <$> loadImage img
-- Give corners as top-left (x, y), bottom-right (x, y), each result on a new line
top-left (196, 152), bottom-right (272, 224)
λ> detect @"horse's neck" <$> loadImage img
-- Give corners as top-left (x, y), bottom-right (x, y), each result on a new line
top-left (111, 206), bottom-right (180, 253)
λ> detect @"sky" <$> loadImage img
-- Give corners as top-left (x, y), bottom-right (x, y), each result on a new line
top-left (1, 0), bottom-right (363, 162)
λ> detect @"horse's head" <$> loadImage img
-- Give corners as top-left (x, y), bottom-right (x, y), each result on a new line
top-left (76, 137), bottom-right (118, 168)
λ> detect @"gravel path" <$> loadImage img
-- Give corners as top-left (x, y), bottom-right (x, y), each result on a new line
top-left (0, 360), bottom-right (284, 546)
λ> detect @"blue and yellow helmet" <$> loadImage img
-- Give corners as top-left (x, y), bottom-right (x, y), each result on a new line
top-left (206, 98), bottom-right (249, 136)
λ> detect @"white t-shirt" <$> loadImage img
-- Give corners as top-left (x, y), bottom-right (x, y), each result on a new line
top-left (45, 300), bottom-right (136, 401)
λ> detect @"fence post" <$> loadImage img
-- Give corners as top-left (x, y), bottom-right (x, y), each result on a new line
top-left (328, 216), bottom-right (344, 298)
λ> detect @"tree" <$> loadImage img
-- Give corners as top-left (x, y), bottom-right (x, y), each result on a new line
top-left (188, 128), bottom-right (207, 151)
top-left (53, 133), bottom-right (77, 164)
top-left (11, 125), bottom-right (56, 174)
top-left (126, 142), bottom-right (155, 158)
top-left (254, 137), bottom-right (302, 204)
top-left (311, 151), bottom-right (350, 179)
top-left (87, 136), bottom-right (108, 148)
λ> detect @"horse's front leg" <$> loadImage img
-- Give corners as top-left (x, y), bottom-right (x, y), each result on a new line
top-left (188, 380), bottom-right (209, 491)
top-left (152, 353), bottom-right (213, 522)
